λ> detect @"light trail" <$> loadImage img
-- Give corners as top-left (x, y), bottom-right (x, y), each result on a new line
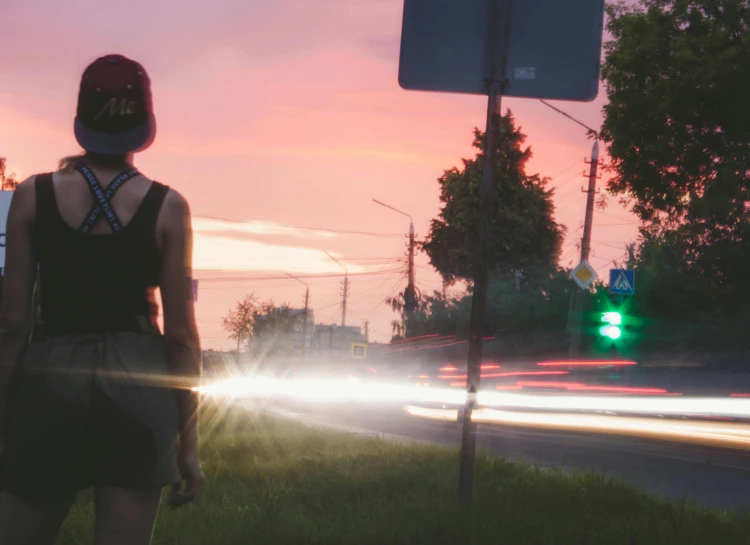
top-left (538, 360), bottom-right (637, 367)
top-left (196, 376), bottom-right (750, 420)
top-left (404, 406), bottom-right (750, 451)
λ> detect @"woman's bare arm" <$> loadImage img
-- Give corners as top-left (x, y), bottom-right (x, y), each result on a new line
top-left (0, 179), bottom-right (36, 413)
top-left (157, 190), bottom-right (202, 453)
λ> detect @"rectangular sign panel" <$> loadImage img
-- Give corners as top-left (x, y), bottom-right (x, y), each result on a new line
top-left (0, 191), bottom-right (13, 272)
top-left (609, 269), bottom-right (635, 296)
top-left (351, 342), bottom-right (367, 360)
top-left (398, 0), bottom-right (606, 101)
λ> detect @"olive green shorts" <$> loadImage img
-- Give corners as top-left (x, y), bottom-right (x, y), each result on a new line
top-left (1, 332), bottom-right (181, 500)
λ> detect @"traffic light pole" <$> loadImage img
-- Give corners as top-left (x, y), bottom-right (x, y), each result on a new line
top-left (569, 139), bottom-right (600, 359)
top-left (457, 0), bottom-right (509, 506)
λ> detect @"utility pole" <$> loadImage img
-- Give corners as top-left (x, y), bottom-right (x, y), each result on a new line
top-left (372, 199), bottom-right (418, 314)
top-left (569, 139), bottom-right (600, 359)
top-left (627, 243), bottom-right (636, 269)
top-left (407, 222), bottom-right (416, 311)
top-left (325, 251), bottom-right (349, 327)
top-left (364, 321), bottom-right (369, 343)
top-left (341, 275), bottom-right (349, 327)
top-left (286, 273), bottom-right (310, 359)
top-left (539, 99), bottom-right (601, 361)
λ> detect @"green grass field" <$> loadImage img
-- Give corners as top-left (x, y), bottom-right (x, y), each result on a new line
top-left (57, 404), bottom-right (750, 545)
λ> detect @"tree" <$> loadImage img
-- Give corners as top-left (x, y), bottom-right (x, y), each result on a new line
top-left (387, 290), bottom-right (471, 341)
top-left (422, 112), bottom-right (565, 285)
top-left (601, 0), bottom-right (750, 226)
top-left (388, 270), bottom-right (594, 357)
top-left (601, 0), bottom-right (750, 356)
top-left (0, 158), bottom-right (19, 191)
top-left (251, 301), bottom-right (300, 357)
top-left (222, 295), bottom-right (258, 353)
top-left (223, 296), bottom-right (304, 360)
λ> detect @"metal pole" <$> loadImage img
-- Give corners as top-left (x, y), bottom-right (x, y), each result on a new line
top-left (286, 273), bottom-right (311, 359)
top-left (406, 222), bottom-right (417, 313)
top-left (580, 140), bottom-right (599, 263)
top-left (569, 139), bottom-right (600, 359)
top-left (303, 287), bottom-right (309, 359)
top-left (342, 274), bottom-right (348, 327)
top-left (457, 0), bottom-right (509, 506)
top-left (324, 251), bottom-right (349, 328)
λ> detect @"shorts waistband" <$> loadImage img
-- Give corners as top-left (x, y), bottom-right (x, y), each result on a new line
top-left (34, 315), bottom-right (159, 339)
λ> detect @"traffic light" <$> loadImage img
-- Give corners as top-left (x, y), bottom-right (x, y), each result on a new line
top-left (599, 311), bottom-right (622, 340)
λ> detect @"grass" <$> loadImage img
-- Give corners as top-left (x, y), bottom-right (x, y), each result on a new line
top-left (57, 403), bottom-right (750, 545)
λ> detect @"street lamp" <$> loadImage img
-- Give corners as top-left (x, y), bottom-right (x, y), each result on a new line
top-left (372, 199), bottom-right (414, 235)
top-left (540, 99), bottom-right (598, 139)
top-left (372, 199), bottom-right (418, 314)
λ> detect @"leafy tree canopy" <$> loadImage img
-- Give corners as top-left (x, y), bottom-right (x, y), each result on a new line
top-left (0, 158), bottom-right (19, 191)
top-left (601, 0), bottom-right (750, 227)
top-left (422, 112), bottom-right (565, 285)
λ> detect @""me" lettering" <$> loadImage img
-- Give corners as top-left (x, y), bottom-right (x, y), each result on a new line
top-left (95, 98), bottom-right (137, 120)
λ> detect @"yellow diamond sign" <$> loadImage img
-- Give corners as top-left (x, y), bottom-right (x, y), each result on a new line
top-left (571, 261), bottom-right (597, 289)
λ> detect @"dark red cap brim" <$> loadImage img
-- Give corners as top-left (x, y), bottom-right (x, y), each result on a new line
top-left (74, 114), bottom-right (156, 154)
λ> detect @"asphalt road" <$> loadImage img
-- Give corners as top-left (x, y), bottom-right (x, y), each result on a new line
top-left (272, 402), bottom-right (750, 511)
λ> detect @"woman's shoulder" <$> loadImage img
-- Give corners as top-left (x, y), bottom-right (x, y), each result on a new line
top-left (4, 175), bottom-right (43, 225)
top-left (13, 174), bottom-right (41, 200)
top-left (160, 186), bottom-right (190, 216)
top-left (154, 185), bottom-right (191, 238)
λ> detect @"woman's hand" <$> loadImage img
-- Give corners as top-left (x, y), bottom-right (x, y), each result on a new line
top-left (169, 447), bottom-right (204, 508)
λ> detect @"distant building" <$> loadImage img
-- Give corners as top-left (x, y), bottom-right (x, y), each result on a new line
top-left (288, 308), bottom-right (315, 355)
top-left (313, 323), bottom-right (366, 355)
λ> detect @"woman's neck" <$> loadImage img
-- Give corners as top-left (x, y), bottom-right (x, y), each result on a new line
top-left (83, 152), bottom-right (134, 169)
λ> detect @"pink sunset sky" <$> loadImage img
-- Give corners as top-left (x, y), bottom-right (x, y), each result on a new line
top-left (0, 0), bottom-right (640, 348)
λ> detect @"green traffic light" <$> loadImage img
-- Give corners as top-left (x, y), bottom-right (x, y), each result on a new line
top-left (601, 312), bottom-right (622, 325)
top-left (599, 311), bottom-right (623, 339)
top-left (599, 325), bottom-right (622, 339)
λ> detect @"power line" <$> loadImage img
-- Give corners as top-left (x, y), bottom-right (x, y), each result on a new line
top-left (196, 268), bottom-right (404, 283)
top-left (550, 160), bottom-right (586, 181)
top-left (594, 209), bottom-right (639, 224)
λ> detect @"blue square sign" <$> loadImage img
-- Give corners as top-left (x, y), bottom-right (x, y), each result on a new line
top-left (609, 269), bottom-right (635, 295)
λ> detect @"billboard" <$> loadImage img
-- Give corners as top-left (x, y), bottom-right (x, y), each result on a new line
top-left (0, 191), bottom-right (13, 272)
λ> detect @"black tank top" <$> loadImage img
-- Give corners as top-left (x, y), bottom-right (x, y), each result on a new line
top-left (33, 172), bottom-right (170, 336)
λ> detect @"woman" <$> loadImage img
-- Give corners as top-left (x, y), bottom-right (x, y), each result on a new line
top-left (0, 54), bottom-right (203, 544)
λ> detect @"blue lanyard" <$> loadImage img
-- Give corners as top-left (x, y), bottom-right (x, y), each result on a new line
top-left (75, 163), bottom-right (140, 234)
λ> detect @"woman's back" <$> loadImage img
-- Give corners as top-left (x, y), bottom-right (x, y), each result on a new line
top-left (33, 164), bottom-right (170, 336)
top-left (0, 54), bottom-right (202, 544)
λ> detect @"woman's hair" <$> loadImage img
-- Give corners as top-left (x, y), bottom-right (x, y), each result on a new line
top-left (59, 152), bottom-right (130, 173)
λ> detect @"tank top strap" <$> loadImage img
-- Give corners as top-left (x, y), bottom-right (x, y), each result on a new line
top-left (130, 181), bottom-right (170, 234)
top-left (33, 173), bottom-right (60, 232)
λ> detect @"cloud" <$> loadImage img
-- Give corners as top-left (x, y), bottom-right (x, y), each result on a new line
top-left (192, 216), bottom-right (398, 275)
top-left (193, 217), bottom-right (338, 240)
top-left (193, 231), bottom-right (373, 275)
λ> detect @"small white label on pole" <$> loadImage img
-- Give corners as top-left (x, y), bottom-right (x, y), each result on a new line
top-left (513, 67), bottom-right (536, 80)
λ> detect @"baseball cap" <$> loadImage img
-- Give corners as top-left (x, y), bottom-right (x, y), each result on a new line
top-left (74, 54), bottom-right (156, 155)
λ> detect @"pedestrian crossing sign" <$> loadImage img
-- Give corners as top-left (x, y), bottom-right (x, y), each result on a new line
top-left (571, 261), bottom-right (597, 289)
top-left (609, 269), bottom-right (635, 295)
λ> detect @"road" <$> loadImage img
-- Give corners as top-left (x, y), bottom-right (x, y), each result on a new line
top-left (273, 401), bottom-right (750, 511)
